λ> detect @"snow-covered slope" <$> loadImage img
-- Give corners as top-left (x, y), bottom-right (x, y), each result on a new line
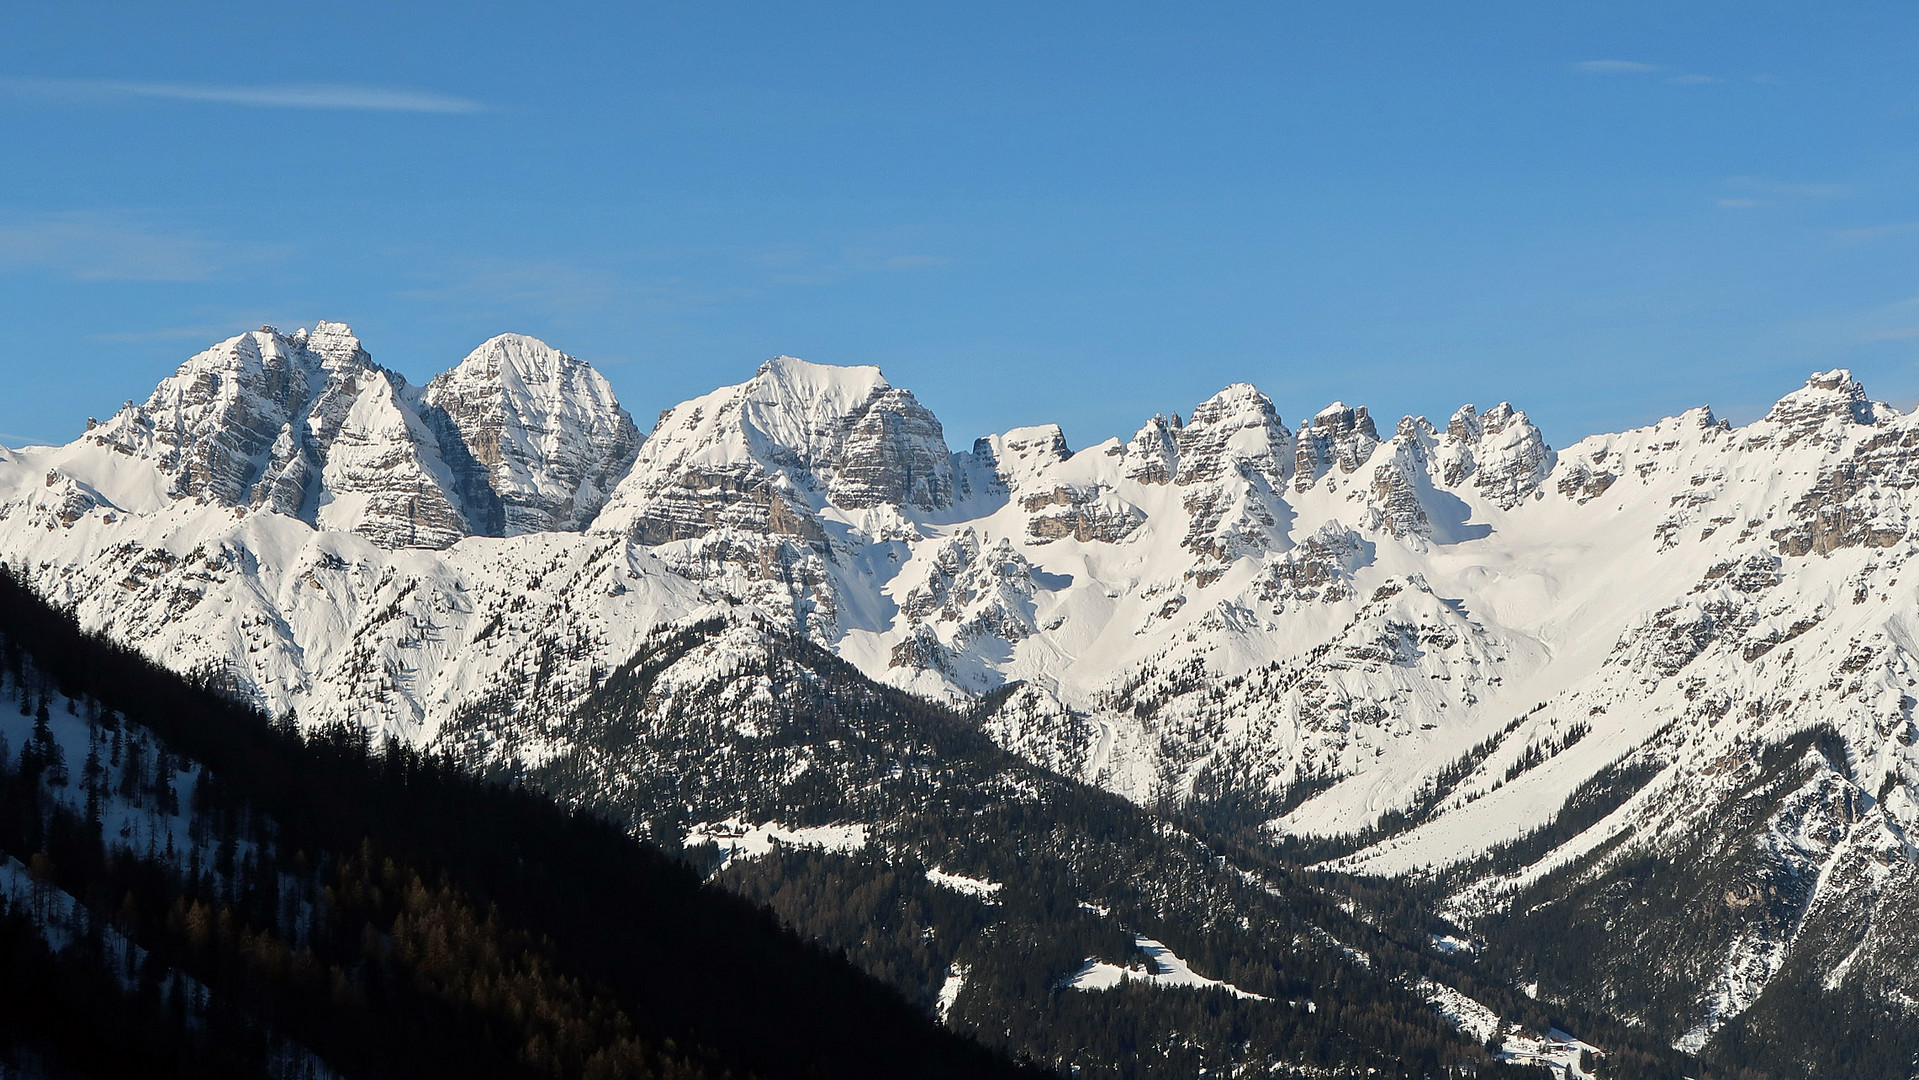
top-left (6, 325), bottom-right (1919, 1051)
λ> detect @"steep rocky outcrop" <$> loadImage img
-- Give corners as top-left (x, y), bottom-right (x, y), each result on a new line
top-left (975, 425), bottom-right (1071, 493)
top-left (1122, 414), bottom-right (1181, 484)
top-left (84, 324), bottom-right (640, 551)
top-left (1368, 417), bottom-right (1439, 539)
top-left (311, 366), bottom-right (473, 550)
top-left (1439, 402), bottom-right (1554, 509)
top-left (423, 333), bottom-right (641, 536)
top-left (1293, 402), bottom-right (1380, 492)
top-left (88, 324), bottom-right (348, 508)
top-left (1173, 384), bottom-right (1293, 488)
top-left (829, 387), bottom-right (955, 510)
top-left (87, 323), bottom-right (475, 549)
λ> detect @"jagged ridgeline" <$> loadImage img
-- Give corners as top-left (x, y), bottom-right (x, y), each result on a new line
top-left (0, 567), bottom-right (1044, 1079)
top-left (6, 323), bottom-right (1919, 1075)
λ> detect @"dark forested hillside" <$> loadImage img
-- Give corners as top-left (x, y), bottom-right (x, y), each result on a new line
top-left (0, 567), bottom-right (1047, 1080)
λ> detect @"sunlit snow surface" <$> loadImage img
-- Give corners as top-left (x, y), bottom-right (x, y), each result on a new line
top-left (1066, 935), bottom-right (1267, 1000)
top-left (686, 818), bottom-right (870, 875)
top-left (924, 867), bottom-right (1003, 898)
top-left (9, 338), bottom-right (1919, 1051)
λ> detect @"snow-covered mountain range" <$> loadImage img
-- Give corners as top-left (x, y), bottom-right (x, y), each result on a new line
top-left (5, 322), bottom-right (1918, 1055)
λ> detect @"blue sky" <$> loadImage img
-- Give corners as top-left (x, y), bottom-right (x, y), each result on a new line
top-left (3, 3), bottom-right (1917, 452)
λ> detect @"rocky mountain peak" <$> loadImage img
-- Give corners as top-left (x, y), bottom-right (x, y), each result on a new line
top-left (75, 322), bottom-right (650, 551)
top-left (601, 355), bottom-right (955, 519)
top-left (1173, 384), bottom-right (1294, 487)
top-left (86, 326), bottom-right (355, 507)
top-left (1436, 402), bottom-right (1553, 509)
top-left (1446, 403), bottom-right (1483, 443)
top-left (1293, 401), bottom-right (1381, 492)
top-left (292, 320), bottom-right (373, 371)
top-left (828, 386), bottom-right (955, 510)
top-left (1394, 414), bottom-right (1436, 441)
top-left (1122, 414), bottom-right (1182, 484)
top-left (422, 333), bottom-right (641, 535)
top-left (1478, 401), bottom-right (1520, 434)
top-left (976, 425), bottom-right (1071, 493)
top-left (1759, 369), bottom-right (1882, 443)
top-left (1309, 401), bottom-right (1378, 438)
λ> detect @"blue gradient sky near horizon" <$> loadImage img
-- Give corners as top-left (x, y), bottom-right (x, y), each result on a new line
top-left (3, 3), bottom-right (1917, 452)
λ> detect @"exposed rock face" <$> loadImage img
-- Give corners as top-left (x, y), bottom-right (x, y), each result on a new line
top-left (1772, 431), bottom-right (1917, 556)
top-left (828, 387), bottom-right (954, 510)
top-left (1732, 371), bottom-right (1913, 556)
top-left (1556, 462), bottom-right (1618, 504)
top-left (1754, 369), bottom-right (1879, 448)
top-left (312, 366), bottom-right (473, 550)
top-left (1369, 417), bottom-right (1438, 539)
top-left (591, 356), bottom-right (964, 639)
top-left (1022, 485), bottom-right (1145, 544)
top-left (89, 324), bottom-right (341, 507)
top-left (897, 532), bottom-right (1041, 647)
top-left (84, 323), bottom-right (637, 551)
top-left (1293, 402), bottom-right (1379, 492)
top-left (888, 530), bottom-right (1054, 691)
top-left (423, 334), bottom-right (641, 536)
top-left (1174, 384), bottom-right (1293, 487)
top-left (1118, 386), bottom-right (1298, 571)
top-left (1255, 521), bottom-right (1369, 605)
top-left (601, 357), bottom-right (956, 538)
top-left (975, 425), bottom-right (1071, 493)
top-left (1122, 414), bottom-right (1181, 485)
top-left (1439, 402), bottom-right (1554, 509)
top-left (87, 323), bottom-right (474, 549)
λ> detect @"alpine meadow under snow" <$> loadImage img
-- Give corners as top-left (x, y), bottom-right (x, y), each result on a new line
top-left (4, 321), bottom-right (1919, 1077)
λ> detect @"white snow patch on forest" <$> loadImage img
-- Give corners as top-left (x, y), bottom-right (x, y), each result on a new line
top-left (686, 818), bottom-right (869, 873)
top-left (1065, 935), bottom-right (1267, 1000)
top-left (936, 962), bottom-right (968, 1021)
top-left (925, 867), bottom-right (1002, 898)
top-left (1419, 978), bottom-right (1500, 1043)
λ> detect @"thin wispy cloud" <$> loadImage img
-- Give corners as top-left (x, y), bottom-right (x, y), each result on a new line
top-left (1788, 294), bottom-right (1919, 359)
top-left (1712, 177), bottom-right (1851, 212)
top-left (1570, 60), bottom-right (1662, 74)
top-left (3, 77), bottom-right (485, 113)
top-left (746, 227), bottom-right (952, 287)
top-left (1571, 60), bottom-right (1721, 85)
top-left (395, 257), bottom-right (752, 323)
top-left (882, 254), bottom-right (948, 270)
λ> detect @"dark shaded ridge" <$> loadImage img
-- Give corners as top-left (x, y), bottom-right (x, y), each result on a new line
top-left (0, 566), bottom-right (1046, 1080)
top-left (526, 611), bottom-right (1744, 1080)
top-left (1154, 805), bottom-right (1761, 1080)
top-left (1471, 726), bottom-right (1911, 1078)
